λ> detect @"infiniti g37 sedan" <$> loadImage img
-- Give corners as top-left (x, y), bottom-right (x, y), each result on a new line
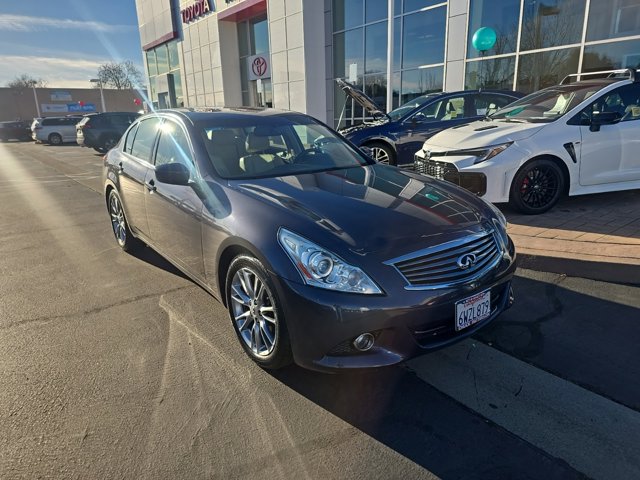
top-left (103, 108), bottom-right (516, 371)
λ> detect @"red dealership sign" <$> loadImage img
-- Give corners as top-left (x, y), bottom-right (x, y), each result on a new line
top-left (181, 0), bottom-right (213, 23)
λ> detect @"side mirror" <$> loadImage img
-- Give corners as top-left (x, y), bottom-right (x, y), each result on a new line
top-left (589, 111), bottom-right (620, 132)
top-left (155, 162), bottom-right (191, 186)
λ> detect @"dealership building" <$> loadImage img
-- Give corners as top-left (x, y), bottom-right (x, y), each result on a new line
top-left (135, 0), bottom-right (640, 127)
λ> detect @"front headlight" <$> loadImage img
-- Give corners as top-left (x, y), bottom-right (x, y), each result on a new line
top-left (449, 142), bottom-right (513, 165)
top-left (278, 228), bottom-right (382, 294)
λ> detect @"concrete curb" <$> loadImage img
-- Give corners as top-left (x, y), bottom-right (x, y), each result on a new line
top-left (516, 252), bottom-right (640, 286)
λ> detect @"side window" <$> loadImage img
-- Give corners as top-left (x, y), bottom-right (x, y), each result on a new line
top-left (579, 84), bottom-right (640, 123)
top-left (411, 96), bottom-right (466, 123)
top-left (130, 117), bottom-right (161, 161)
top-left (154, 121), bottom-right (194, 169)
top-left (123, 123), bottom-right (139, 154)
top-left (475, 94), bottom-right (513, 116)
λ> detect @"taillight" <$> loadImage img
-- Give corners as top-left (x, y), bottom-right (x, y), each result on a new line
top-left (79, 124), bottom-right (91, 129)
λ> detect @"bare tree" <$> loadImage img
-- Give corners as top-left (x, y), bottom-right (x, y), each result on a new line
top-left (96, 60), bottom-right (143, 89)
top-left (7, 74), bottom-right (47, 88)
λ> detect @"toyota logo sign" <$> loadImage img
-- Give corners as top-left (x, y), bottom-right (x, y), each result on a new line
top-left (252, 56), bottom-right (268, 77)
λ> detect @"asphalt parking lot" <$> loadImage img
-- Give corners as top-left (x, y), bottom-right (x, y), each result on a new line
top-left (1, 141), bottom-right (639, 480)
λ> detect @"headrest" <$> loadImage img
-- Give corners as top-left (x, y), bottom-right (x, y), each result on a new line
top-left (208, 129), bottom-right (239, 146)
top-left (245, 132), bottom-right (270, 152)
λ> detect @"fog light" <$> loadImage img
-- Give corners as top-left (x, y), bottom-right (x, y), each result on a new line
top-left (353, 333), bottom-right (375, 352)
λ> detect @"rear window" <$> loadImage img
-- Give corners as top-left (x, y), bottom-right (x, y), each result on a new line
top-left (130, 117), bottom-right (162, 161)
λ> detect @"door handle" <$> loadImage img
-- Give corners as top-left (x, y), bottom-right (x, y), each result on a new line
top-left (145, 179), bottom-right (156, 192)
top-left (117, 162), bottom-right (124, 174)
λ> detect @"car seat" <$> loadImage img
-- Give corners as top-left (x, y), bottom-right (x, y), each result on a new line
top-left (239, 132), bottom-right (285, 175)
top-left (204, 130), bottom-right (245, 177)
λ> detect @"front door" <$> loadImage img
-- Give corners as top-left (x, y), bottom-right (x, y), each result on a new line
top-left (145, 119), bottom-right (205, 281)
top-left (396, 94), bottom-right (473, 164)
top-left (578, 83), bottom-right (640, 186)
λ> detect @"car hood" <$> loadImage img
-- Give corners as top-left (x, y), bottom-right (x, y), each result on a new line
top-left (336, 79), bottom-right (387, 119)
top-left (231, 164), bottom-right (496, 259)
top-left (425, 119), bottom-right (546, 150)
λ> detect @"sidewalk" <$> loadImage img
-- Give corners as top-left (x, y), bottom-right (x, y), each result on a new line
top-left (503, 189), bottom-right (640, 285)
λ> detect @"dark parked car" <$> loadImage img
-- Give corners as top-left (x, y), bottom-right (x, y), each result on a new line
top-left (337, 79), bottom-right (523, 166)
top-left (0, 121), bottom-right (31, 141)
top-left (104, 108), bottom-right (516, 371)
top-left (77, 112), bottom-right (140, 152)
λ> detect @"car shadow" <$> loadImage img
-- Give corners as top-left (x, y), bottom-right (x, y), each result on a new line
top-left (130, 244), bottom-right (191, 282)
top-left (500, 189), bottom-right (640, 240)
top-left (268, 273), bottom-right (639, 478)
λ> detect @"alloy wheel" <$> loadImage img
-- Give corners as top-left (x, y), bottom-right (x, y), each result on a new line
top-left (370, 146), bottom-right (390, 164)
top-left (518, 166), bottom-right (560, 210)
top-left (109, 193), bottom-right (127, 246)
top-left (230, 267), bottom-right (278, 357)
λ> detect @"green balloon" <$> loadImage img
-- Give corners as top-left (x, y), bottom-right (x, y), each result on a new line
top-left (472, 27), bottom-right (497, 51)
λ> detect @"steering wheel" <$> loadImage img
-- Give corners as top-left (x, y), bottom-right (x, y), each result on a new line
top-left (291, 147), bottom-right (321, 164)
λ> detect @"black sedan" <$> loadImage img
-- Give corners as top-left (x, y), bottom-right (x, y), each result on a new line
top-left (0, 120), bottom-right (31, 142)
top-left (103, 108), bottom-right (516, 371)
top-left (337, 79), bottom-right (523, 166)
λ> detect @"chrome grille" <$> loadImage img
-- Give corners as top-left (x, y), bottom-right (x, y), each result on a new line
top-left (414, 157), bottom-right (458, 179)
top-left (389, 232), bottom-right (502, 288)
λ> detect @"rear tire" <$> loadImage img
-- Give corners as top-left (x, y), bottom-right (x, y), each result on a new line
top-left (107, 189), bottom-right (142, 253)
top-left (48, 133), bottom-right (62, 145)
top-left (226, 255), bottom-right (293, 370)
top-left (509, 158), bottom-right (565, 214)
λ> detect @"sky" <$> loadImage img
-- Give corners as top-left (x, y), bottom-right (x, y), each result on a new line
top-left (0, 0), bottom-right (143, 88)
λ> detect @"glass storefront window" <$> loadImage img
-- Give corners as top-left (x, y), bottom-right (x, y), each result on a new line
top-left (583, 38), bottom-right (640, 72)
top-left (404, 0), bottom-right (443, 13)
top-left (333, 0), bottom-right (364, 31)
top-left (587, 0), bottom-right (640, 41)
top-left (173, 73), bottom-right (183, 99)
top-left (400, 66), bottom-right (443, 104)
top-left (365, 21), bottom-right (387, 73)
top-left (516, 47), bottom-right (580, 93)
top-left (334, 28), bottom-right (364, 79)
top-left (520, 0), bottom-right (586, 51)
top-left (364, 73), bottom-right (387, 110)
top-left (251, 17), bottom-right (269, 55)
top-left (365, 0), bottom-right (387, 23)
top-left (467, 0), bottom-right (520, 58)
top-left (393, 16), bottom-right (401, 71)
top-left (465, 56), bottom-right (516, 90)
top-left (146, 50), bottom-right (157, 77)
top-left (238, 21), bottom-right (250, 57)
top-left (168, 41), bottom-right (180, 70)
top-left (402, 7), bottom-right (446, 68)
top-left (156, 44), bottom-right (169, 75)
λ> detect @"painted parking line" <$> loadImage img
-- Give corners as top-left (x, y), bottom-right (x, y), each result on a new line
top-left (406, 339), bottom-right (640, 480)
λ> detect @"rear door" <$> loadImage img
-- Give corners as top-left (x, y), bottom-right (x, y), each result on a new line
top-left (117, 117), bottom-right (162, 237)
top-left (145, 119), bottom-right (205, 280)
top-left (61, 117), bottom-right (81, 141)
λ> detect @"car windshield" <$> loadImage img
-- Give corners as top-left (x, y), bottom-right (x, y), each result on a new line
top-left (490, 83), bottom-right (606, 123)
top-left (199, 114), bottom-right (372, 179)
top-left (387, 94), bottom-right (439, 122)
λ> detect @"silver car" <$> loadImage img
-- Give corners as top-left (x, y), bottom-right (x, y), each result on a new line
top-left (32, 116), bottom-right (83, 145)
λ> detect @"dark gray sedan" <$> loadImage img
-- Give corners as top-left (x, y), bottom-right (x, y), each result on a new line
top-left (103, 108), bottom-right (516, 371)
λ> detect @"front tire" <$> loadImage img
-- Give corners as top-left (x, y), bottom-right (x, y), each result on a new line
top-left (107, 189), bottom-right (141, 253)
top-left (366, 142), bottom-right (396, 166)
top-left (509, 159), bottom-right (565, 214)
top-left (226, 255), bottom-right (293, 370)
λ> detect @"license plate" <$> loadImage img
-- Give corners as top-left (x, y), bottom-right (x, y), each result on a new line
top-left (455, 290), bottom-right (491, 331)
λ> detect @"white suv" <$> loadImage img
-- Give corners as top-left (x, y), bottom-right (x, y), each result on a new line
top-left (32, 116), bottom-right (83, 145)
top-left (414, 69), bottom-right (640, 214)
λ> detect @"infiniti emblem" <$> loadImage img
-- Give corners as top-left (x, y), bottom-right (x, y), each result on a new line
top-left (457, 253), bottom-right (478, 270)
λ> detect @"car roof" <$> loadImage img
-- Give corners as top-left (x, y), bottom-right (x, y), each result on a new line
top-left (142, 107), bottom-right (307, 125)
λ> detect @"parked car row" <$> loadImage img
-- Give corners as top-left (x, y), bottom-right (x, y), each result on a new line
top-left (339, 68), bottom-right (640, 214)
top-left (1, 112), bottom-right (141, 152)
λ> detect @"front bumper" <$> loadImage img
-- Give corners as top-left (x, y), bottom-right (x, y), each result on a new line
top-left (270, 248), bottom-right (516, 372)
